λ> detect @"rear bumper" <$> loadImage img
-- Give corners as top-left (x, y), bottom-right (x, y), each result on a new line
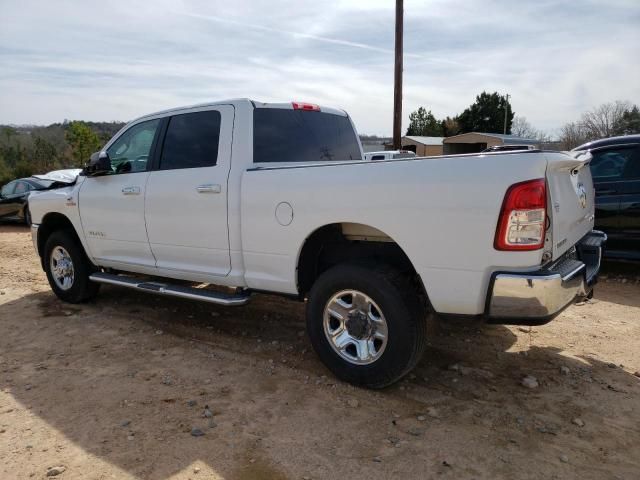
top-left (487, 230), bottom-right (606, 325)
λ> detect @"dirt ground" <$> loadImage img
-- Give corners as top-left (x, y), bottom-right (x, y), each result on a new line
top-left (1, 225), bottom-right (639, 480)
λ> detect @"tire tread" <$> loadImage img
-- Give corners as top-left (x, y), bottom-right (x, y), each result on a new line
top-left (306, 263), bottom-right (429, 388)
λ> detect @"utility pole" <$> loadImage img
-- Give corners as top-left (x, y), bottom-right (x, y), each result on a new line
top-left (393, 0), bottom-right (403, 150)
top-left (503, 93), bottom-right (510, 135)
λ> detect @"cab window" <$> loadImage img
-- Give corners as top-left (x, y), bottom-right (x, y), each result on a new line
top-left (106, 119), bottom-right (161, 174)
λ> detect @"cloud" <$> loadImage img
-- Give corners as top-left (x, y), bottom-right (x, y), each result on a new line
top-left (0, 0), bottom-right (638, 136)
top-left (177, 11), bottom-right (401, 56)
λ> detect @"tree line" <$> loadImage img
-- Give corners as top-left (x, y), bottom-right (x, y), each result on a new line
top-left (0, 121), bottom-right (124, 185)
top-left (407, 92), bottom-right (640, 150)
top-left (558, 101), bottom-right (640, 149)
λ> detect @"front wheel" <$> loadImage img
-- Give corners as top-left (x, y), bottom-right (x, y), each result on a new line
top-left (44, 230), bottom-right (100, 303)
top-left (306, 264), bottom-right (428, 388)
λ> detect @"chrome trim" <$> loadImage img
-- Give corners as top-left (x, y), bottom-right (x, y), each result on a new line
top-left (561, 263), bottom-right (586, 282)
top-left (30, 223), bottom-right (39, 255)
top-left (121, 186), bottom-right (141, 195)
top-left (154, 288), bottom-right (249, 305)
top-left (88, 272), bottom-right (250, 306)
top-left (488, 230), bottom-right (605, 321)
top-left (589, 230), bottom-right (606, 284)
top-left (50, 246), bottom-right (75, 291)
top-left (489, 270), bottom-right (587, 319)
top-left (196, 184), bottom-right (222, 194)
top-left (322, 289), bottom-right (388, 365)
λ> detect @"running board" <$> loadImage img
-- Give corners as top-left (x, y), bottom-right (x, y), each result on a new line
top-left (89, 272), bottom-right (251, 306)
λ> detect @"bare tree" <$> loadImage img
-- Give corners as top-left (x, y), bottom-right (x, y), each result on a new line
top-left (559, 122), bottom-right (589, 150)
top-left (558, 100), bottom-right (635, 149)
top-left (511, 116), bottom-right (536, 138)
top-left (580, 100), bottom-right (632, 139)
top-left (511, 116), bottom-right (552, 143)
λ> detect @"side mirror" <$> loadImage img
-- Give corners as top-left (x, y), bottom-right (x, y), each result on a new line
top-left (84, 151), bottom-right (112, 177)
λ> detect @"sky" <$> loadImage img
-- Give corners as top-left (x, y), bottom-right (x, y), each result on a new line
top-left (0, 0), bottom-right (639, 136)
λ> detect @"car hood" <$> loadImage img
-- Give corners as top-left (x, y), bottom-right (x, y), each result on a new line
top-left (32, 169), bottom-right (82, 185)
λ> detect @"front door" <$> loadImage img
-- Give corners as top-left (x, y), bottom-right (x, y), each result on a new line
top-left (0, 181), bottom-right (18, 219)
top-left (79, 118), bottom-right (161, 267)
top-left (144, 106), bottom-right (234, 277)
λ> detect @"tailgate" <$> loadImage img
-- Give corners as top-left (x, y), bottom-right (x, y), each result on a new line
top-left (545, 151), bottom-right (595, 260)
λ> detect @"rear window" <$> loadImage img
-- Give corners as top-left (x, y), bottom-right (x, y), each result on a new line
top-left (253, 108), bottom-right (362, 163)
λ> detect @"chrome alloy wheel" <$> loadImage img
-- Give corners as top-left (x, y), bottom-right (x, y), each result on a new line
top-left (50, 246), bottom-right (75, 291)
top-left (323, 289), bottom-right (388, 365)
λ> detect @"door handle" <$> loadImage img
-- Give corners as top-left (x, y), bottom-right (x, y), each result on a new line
top-left (122, 186), bottom-right (141, 195)
top-left (196, 184), bottom-right (222, 194)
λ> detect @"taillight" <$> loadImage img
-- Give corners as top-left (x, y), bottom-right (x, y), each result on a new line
top-left (292, 102), bottom-right (320, 111)
top-left (494, 178), bottom-right (546, 251)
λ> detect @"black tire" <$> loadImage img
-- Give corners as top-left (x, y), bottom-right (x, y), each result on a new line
top-left (23, 206), bottom-right (31, 226)
top-left (44, 229), bottom-right (100, 303)
top-left (306, 264), bottom-right (428, 388)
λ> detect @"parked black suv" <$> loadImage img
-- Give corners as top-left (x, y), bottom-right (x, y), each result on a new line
top-left (573, 135), bottom-right (640, 260)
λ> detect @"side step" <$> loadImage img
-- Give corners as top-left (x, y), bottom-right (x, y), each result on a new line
top-left (89, 272), bottom-right (251, 306)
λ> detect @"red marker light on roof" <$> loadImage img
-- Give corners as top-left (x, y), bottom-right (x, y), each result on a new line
top-left (292, 102), bottom-right (320, 111)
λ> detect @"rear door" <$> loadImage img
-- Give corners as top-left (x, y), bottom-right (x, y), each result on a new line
top-left (144, 106), bottom-right (234, 277)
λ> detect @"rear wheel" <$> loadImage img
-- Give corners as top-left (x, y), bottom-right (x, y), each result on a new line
top-left (44, 230), bottom-right (100, 303)
top-left (306, 264), bottom-right (428, 388)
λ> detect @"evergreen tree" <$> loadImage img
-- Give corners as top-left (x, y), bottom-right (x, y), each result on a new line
top-left (406, 107), bottom-right (443, 136)
top-left (65, 121), bottom-right (102, 167)
top-left (457, 92), bottom-right (514, 134)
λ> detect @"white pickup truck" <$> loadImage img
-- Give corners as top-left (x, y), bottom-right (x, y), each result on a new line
top-left (28, 99), bottom-right (605, 388)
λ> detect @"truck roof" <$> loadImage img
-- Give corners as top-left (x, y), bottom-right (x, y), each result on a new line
top-left (133, 99), bottom-right (347, 124)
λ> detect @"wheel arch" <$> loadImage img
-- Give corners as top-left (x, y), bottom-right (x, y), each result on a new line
top-left (296, 222), bottom-right (430, 306)
top-left (37, 213), bottom-right (84, 263)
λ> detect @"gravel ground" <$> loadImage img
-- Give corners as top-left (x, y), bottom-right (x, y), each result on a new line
top-left (1, 224), bottom-right (639, 480)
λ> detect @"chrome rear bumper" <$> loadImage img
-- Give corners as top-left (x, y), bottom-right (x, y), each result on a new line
top-left (487, 230), bottom-right (606, 325)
